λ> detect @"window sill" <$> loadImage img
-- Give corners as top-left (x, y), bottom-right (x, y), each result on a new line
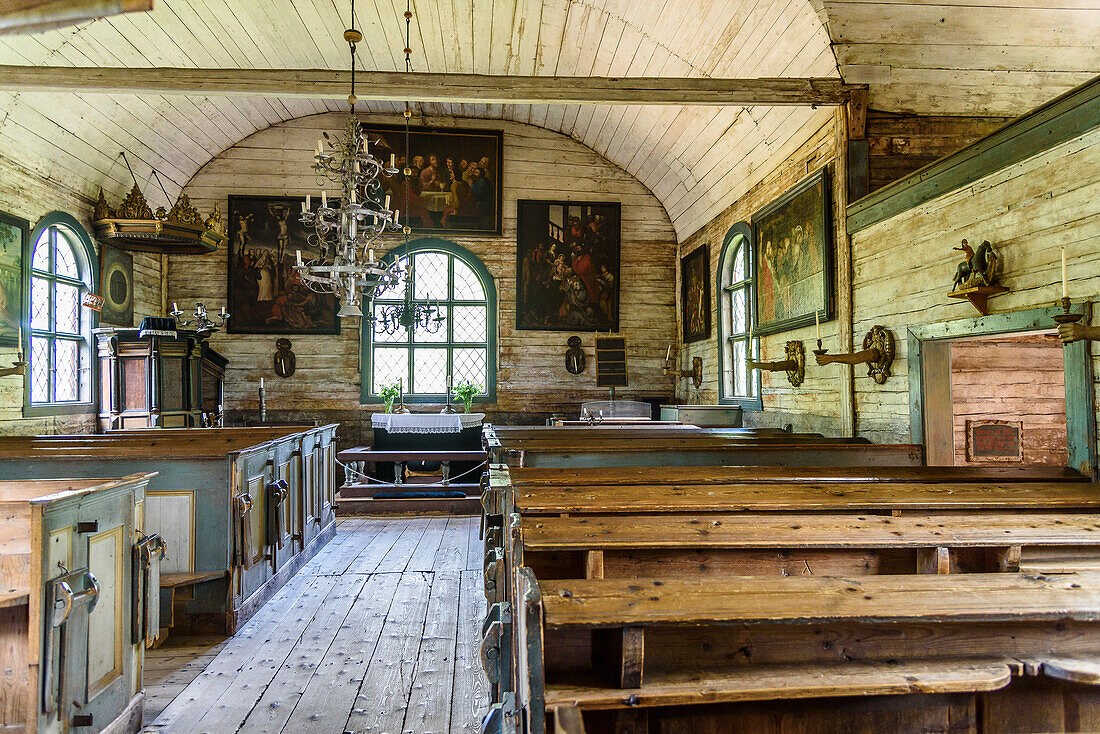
top-left (23, 402), bottom-right (96, 419)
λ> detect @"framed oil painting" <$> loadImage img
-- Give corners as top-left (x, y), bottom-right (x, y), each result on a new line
top-left (681, 244), bottom-right (710, 343)
top-left (751, 167), bottom-right (833, 336)
top-left (99, 244), bottom-right (133, 327)
top-left (227, 195), bottom-right (339, 335)
top-left (516, 200), bottom-right (621, 332)
top-left (365, 123), bottom-right (502, 236)
top-left (0, 210), bottom-right (27, 347)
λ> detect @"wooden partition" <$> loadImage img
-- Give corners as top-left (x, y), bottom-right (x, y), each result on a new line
top-left (0, 473), bottom-right (158, 733)
top-left (0, 425), bottom-right (338, 635)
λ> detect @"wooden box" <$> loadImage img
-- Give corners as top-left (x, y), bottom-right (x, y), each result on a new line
top-left (95, 327), bottom-right (227, 431)
top-left (0, 473), bottom-right (158, 733)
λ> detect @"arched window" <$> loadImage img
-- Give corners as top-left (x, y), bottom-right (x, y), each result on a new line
top-left (361, 239), bottom-right (496, 402)
top-left (25, 213), bottom-right (97, 412)
top-left (717, 222), bottom-right (760, 406)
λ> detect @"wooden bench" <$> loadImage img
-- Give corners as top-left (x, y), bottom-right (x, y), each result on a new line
top-left (0, 474), bottom-right (158, 733)
top-left (0, 425), bottom-right (339, 636)
top-left (336, 447), bottom-right (488, 514)
top-left (482, 425), bottom-right (923, 468)
top-left (509, 570), bottom-right (1100, 733)
top-left (514, 512), bottom-right (1100, 583)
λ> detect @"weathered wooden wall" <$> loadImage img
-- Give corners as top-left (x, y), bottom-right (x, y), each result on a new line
top-left (171, 112), bottom-right (678, 439)
top-left (851, 124), bottom-right (1100, 444)
top-left (865, 112), bottom-right (1011, 194)
top-left (0, 154), bottom-right (163, 434)
top-left (675, 107), bottom-right (847, 434)
top-left (950, 337), bottom-right (1068, 467)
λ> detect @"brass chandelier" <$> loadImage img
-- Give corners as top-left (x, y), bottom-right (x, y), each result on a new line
top-left (293, 0), bottom-right (403, 318)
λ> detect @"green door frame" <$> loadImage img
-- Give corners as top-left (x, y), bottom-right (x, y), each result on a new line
top-left (907, 303), bottom-right (1096, 477)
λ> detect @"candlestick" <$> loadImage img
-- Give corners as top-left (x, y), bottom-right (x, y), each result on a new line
top-left (1062, 246), bottom-right (1069, 299)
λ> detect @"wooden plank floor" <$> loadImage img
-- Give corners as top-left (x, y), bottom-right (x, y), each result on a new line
top-left (143, 517), bottom-right (488, 734)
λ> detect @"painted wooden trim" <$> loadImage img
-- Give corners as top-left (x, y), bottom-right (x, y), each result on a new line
top-left (716, 222), bottom-right (762, 410)
top-left (23, 211), bottom-right (99, 418)
top-left (907, 304), bottom-right (1095, 478)
top-left (361, 237), bottom-right (498, 404)
top-left (847, 75), bottom-right (1100, 234)
top-left (0, 66), bottom-right (858, 106)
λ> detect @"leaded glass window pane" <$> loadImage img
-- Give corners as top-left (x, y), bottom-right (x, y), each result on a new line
top-left (452, 260), bottom-right (484, 301)
top-left (31, 277), bottom-right (49, 330)
top-left (719, 229), bottom-right (757, 402)
top-left (414, 252), bottom-right (448, 300)
top-left (731, 242), bottom-right (745, 282)
top-left (453, 348), bottom-right (487, 391)
top-left (452, 305), bottom-right (486, 343)
top-left (54, 339), bottom-right (79, 401)
top-left (412, 348), bottom-right (447, 393)
top-left (54, 232), bottom-right (78, 278)
top-left (372, 348), bottom-right (408, 393)
top-left (31, 237), bottom-right (48, 271)
top-left (31, 337), bottom-right (49, 403)
top-left (55, 283), bottom-right (79, 334)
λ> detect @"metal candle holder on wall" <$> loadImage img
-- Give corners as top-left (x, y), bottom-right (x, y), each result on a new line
top-left (814, 325), bottom-right (895, 385)
top-left (746, 340), bottom-right (805, 387)
top-left (664, 345), bottom-right (703, 389)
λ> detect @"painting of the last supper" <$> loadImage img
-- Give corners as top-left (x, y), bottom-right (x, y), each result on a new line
top-left (516, 199), bottom-right (621, 332)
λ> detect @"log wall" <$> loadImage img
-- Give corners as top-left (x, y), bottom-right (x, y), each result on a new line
top-left (851, 125), bottom-right (1100, 444)
top-left (171, 112), bottom-right (678, 440)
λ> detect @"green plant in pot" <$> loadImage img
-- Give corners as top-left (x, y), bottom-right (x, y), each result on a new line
top-left (452, 380), bottom-right (481, 413)
top-left (379, 381), bottom-right (402, 413)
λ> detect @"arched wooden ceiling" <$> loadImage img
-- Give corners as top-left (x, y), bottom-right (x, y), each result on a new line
top-left (0, 0), bottom-right (1096, 241)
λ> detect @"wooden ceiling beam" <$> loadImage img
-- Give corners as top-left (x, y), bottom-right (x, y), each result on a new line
top-left (0, 0), bottom-right (152, 36)
top-left (0, 66), bottom-right (859, 105)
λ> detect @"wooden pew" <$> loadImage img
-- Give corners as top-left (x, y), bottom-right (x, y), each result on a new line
top-left (483, 425), bottom-right (923, 468)
top-left (511, 570), bottom-right (1100, 734)
top-left (1, 474), bottom-right (159, 733)
top-left (516, 512), bottom-right (1100, 581)
top-left (0, 425), bottom-right (339, 635)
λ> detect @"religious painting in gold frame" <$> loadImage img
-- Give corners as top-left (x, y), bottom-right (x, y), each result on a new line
top-left (751, 167), bottom-right (833, 336)
top-left (680, 244), bottom-right (710, 343)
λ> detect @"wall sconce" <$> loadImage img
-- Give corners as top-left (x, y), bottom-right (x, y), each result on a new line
top-left (747, 340), bottom-right (805, 387)
top-left (1053, 297), bottom-right (1097, 344)
top-left (0, 328), bottom-right (26, 377)
top-left (664, 344), bottom-right (703, 389)
top-left (814, 325), bottom-right (895, 385)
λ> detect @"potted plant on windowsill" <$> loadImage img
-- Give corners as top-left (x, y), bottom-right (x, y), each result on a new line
top-left (452, 380), bottom-right (481, 414)
top-left (379, 381), bottom-right (402, 414)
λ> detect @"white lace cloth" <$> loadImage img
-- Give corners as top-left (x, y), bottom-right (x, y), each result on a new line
top-left (371, 412), bottom-right (486, 434)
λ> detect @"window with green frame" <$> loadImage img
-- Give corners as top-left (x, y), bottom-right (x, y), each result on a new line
top-left (362, 240), bottom-right (497, 402)
top-left (25, 213), bottom-right (98, 413)
top-left (717, 222), bottom-right (760, 407)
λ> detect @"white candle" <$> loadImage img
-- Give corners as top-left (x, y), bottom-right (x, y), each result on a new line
top-left (815, 310), bottom-right (820, 340)
top-left (350, 187), bottom-right (357, 204)
top-left (172, 302), bottom-right (178, 313)
top-left (384, 194), bottom-right (391, 209)
top-left (296, 250), bottom-right (303, 266)
top-left (321, 190), bottom-right (327, 207)
top-left (305, 194), bottom-right (311, 209)
top-left (353, 160), bottom-right (360, 174)
top-left (260, 377), bottom-right (264, 388)
top-left (300, 201), bottom-right (307, 214)
top-left (665, 344), bottom-right (672, 362)
top-left (1062, 246), bottom-right (1069, 299)
top-left (316, 139), bottom-right (322, 156)
top-left (389, 153), bottom-right (396, 168)
top-left (393, 209), bottom-right (400, 225)
top-left (369, 248), bottom-right (375, 261)
top-left (220, 306), bottom-right (227, 316)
